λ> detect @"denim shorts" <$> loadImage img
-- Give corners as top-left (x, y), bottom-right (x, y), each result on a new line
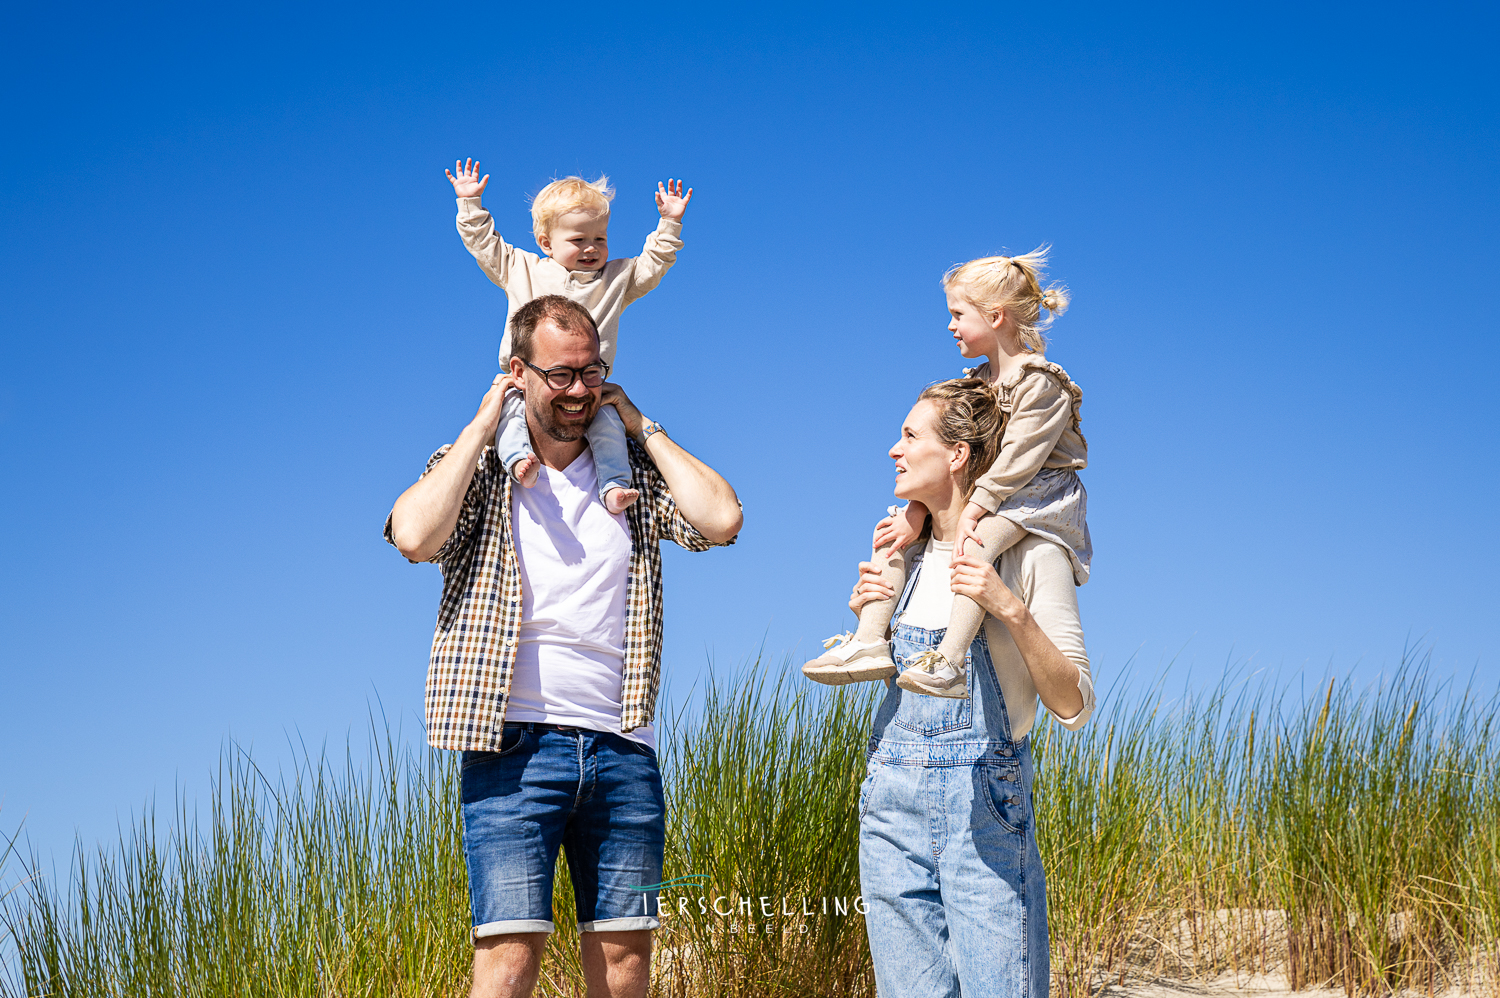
top-left (460, 723), bottom-right (665, 939)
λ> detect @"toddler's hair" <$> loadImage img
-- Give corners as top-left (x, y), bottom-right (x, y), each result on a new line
top-left (918, 378), bottom-right (1004, 498)
top-left (943, 246), bottom-right (1070, 354)
top-left (530, 175), bottom-right (615, 247)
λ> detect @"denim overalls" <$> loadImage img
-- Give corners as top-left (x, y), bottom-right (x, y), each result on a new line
top-left (857, 548), bottom-right (1050, 998)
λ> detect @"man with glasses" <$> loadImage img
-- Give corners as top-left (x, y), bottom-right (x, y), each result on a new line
top-left (385, 295), bottom-right (742, 998)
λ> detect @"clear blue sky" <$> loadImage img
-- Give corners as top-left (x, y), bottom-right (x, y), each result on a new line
top-left (2, 1), bottom-right (1497, 868)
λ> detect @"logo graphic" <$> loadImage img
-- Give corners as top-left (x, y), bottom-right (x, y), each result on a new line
top-left (625, 874), bottom-right (867, 927)
top-left (627, 874), bottom-right (710, 892)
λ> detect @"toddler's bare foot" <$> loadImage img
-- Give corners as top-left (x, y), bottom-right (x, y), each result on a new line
top-left (605, 487), bottom-right (640, 514)
top-left (511, 454), bottom-right (540, 488)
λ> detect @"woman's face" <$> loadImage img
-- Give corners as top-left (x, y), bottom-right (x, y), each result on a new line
top-left (890, 400), bottom-right (966, 505)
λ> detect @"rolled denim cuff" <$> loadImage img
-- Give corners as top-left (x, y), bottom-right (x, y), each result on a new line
top-left (472, 918), bottom-right (555, 939)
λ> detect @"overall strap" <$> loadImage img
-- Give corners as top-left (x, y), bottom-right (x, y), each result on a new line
top-left (892, 547), bottom-right (926, 621)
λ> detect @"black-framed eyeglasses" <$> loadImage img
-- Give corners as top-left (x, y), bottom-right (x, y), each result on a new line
top-left (523, 359), bottom-right (610, 390)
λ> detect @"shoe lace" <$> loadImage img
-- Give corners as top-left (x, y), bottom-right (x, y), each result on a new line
top-left (908, 650), bottom-right (949, 675)
top-left (821, 631), bottom-right (854, 651)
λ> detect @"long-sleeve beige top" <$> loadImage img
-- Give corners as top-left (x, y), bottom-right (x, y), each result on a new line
top-left (967, 355), bottom-right (1089, 515)
top-left (455, 197), bottom-right (683, 369)
top-left (902, 535), bottom-right (1094, 738)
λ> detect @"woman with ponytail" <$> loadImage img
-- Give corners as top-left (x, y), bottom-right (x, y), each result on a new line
top-left (848, 378), bottom-right (1094, 997)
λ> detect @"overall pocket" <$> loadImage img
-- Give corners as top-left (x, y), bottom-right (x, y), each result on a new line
top-left (858, 761), bottom-right (880, 821)
top-left (977, 761), bottom-right (1028, 835)
top-left (891, 644), bottom-right (974, 736)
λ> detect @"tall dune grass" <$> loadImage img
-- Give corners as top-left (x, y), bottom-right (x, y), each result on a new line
top-left (3, 653), bottom-right (1498, 997)
top-left (1036, 656), bottom-right (1500, 997)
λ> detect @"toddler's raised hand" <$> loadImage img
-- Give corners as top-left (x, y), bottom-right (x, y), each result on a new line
top-left (655, 179), bottom-right (693, 220)
top-left (445, 158), bottom-right (490, 199)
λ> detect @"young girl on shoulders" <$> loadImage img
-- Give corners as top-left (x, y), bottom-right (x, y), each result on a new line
top-left (803, 248), bottom-right (1091, 697)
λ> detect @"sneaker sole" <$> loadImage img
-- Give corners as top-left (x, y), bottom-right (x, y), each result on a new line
top-left (895, 671), bottom-right (970, 699)
top-left (802, 661), bottom-right (897, 685)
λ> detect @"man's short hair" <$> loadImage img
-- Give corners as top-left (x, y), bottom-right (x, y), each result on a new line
top-left (510, 296), bottom-right (600, 362)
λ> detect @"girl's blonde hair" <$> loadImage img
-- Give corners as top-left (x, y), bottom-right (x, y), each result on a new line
top-left (917, 377), bottom-right (1004, 498)
top-left (530, 175), bottom-right (615, 247)
top-left (942, 245), bottom-right (1070, 354)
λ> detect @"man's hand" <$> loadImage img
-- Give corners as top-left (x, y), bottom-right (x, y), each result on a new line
top-left (446, 158), bottom-right (490, 199)
top-left (389, 373), bottom-right (510, 563)
top-left (600, 380), bottom-right (740, 543)
top-left (954, 500), bottom-right (990, 558)
top-left (654, 179), bottom-right (693, 220)
top-left (599, 382), bottom-right (645, 440)
top-left (473, 371), bottom-right (515, 439)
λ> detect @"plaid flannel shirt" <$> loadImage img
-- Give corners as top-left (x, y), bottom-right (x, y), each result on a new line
top-left (385, 438), bottom-right (731, 752)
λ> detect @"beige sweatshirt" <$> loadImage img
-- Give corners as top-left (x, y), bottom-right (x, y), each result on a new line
top-left (455, 197), bottom-right (683, 369)
top-left (967, 356), bottom-right (1089, 515)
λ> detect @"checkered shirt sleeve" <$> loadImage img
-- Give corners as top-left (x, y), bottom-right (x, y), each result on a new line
top-left (384, 438), bottom-right (734, 751)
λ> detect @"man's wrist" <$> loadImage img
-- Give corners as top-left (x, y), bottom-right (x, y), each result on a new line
top-left (462, 417), bottom-right (498, 448)
top-left (639, 418), bottom-right (666, 445)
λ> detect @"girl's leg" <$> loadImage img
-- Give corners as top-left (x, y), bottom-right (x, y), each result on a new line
top-left (899, 516), bottom-right (1025, 698)
top-left (801, 529), bottom-right (907, 683)
top-left (854, 535), bottom-right (906, 644)
top-left (585, 404), bottom-right (639, 513)
top-left (496, 391), bottom-right (539, 486)
top-left (935, 516), bottom-right (1026, 667)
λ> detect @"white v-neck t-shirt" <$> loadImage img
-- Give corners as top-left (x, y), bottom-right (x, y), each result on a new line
top-left (504, 450), bottom-right (653, 748)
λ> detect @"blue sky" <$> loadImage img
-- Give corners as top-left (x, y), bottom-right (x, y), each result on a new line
top-left (2, 1), bottom-right (1497, 868)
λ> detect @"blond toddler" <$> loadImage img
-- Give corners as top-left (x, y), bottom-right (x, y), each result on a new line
top-left (445, 159), bottom-right (692, 513)
top-left (803, 248), bottom-right (1091, 698)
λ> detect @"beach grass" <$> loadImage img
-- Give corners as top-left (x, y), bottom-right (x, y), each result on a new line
top-left (3, 652), bottom-right (1497, 997)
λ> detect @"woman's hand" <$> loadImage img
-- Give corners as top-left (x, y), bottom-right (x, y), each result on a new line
top-left (849, 560), bottom-right (897, 615)
top-left (949, 552), bottom-right (1022, 621)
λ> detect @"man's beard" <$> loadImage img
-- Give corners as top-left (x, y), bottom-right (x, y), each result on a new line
top-left (527, 393), bottom-right (598, 443)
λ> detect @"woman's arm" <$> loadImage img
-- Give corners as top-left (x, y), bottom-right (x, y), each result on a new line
top-left (950, 551), bottom-right (1085, 720)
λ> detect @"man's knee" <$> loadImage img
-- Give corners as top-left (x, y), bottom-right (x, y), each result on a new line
top-left (582, 927), bottom-right (653, 986)
top-left (471, 931), bottom-right (548, 998)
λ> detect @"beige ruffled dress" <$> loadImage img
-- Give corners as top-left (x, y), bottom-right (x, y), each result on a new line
top-left (965, 356), bottom-right (1091, 585)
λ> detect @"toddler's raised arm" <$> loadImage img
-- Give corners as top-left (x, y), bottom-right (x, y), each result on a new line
top-left (446, 157), bottom-right (526, 290)
top-left (624, 179), bottom-right (691, 304)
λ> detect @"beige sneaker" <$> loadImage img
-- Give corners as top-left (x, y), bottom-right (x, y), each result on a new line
top-left (802, 632), bottom-right (897, 685)
top-left (895, 650), bottom-right (970, 699)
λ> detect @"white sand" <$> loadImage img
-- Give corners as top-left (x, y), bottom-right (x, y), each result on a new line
top-left (1104, 973), bottom-right (1480, 998)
